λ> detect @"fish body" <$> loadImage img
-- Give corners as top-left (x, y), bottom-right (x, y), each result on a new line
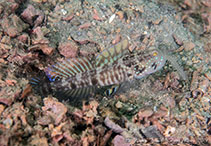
top-left (121, 49), bottom-right (166, 79)
top-left (30, 39), bottom-right (185, 103)
top-left (50, 62), bottom-right (130, 90)
top-left (46, 58), bottom-right (132, 101)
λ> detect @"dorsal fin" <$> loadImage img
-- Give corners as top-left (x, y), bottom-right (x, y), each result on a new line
top-left (95, 39), bottom-right (129, 68)
top-left (45, 57), bottom-right (94, 82)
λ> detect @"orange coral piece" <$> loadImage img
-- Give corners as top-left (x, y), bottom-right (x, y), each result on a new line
top-left (21, 84), bottom-right (32, 99)
top-left (6, 79), bottom-right (17, 86)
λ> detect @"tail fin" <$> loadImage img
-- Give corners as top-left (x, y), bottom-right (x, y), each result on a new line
top-left (29, 76), bottom-right (52, 98)
top-left (29, 77), bottom-right (42, 86)
top-left (162, 49), bottom-right (187, 81)
top-left (158, 45), bottom-right (187, 81)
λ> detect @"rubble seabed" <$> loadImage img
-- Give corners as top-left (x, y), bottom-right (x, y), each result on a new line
top-left (0, 0), bottom-right (210, 145)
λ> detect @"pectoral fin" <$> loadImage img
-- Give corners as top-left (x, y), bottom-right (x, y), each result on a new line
top-left (54, 86), bottom-right (96, 102)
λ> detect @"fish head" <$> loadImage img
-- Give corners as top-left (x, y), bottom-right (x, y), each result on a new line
top-left (133, 49), bottom-right (166, 79)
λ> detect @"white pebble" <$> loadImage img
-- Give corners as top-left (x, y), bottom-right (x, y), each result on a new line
top-left (109, 14), bottom-right (116, 23)
top-left (61, 9), bottom-right (67, 15)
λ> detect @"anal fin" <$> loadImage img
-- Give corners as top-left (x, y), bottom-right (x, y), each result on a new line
top-left (54, 86), bottom-right (96, 103)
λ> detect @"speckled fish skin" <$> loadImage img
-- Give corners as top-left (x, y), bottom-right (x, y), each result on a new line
top-left (123, 49), bottom-right (166, 79)
top-left (51, 63), bottom-right (131, 90)
top-left (31, 39), bottom-right (167, 101)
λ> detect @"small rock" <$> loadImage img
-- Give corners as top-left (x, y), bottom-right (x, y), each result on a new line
top-left (0, 32), bottom-right (2, 40)
top-left (141, 125), bottom-right (164, 142)
top-left (152, 80), bottom-right (163, 91)
top-left (3, 118), bottom-right (13, 129)
top-left (109, 14), bottom-right (116, 23)
top-left (63, 131), bottom-right (74, 142)
top-left (112, 135), bottom-right (130, 146)
top-left (183, 41), bottom-right (195, 51)
top-left (153, 18), bottom-right (162, 25)
top-left (104, 117), bottom-right (124, 133)
top-left (30, 27), bottom-right (54, 55)
top-left (115, 101), bottom-right (123, 108)
top-left (5, 79), bottom-right (17, 86)
top-left (116, 11), bottom-right (124, 20)
top-left (201, 13), bottom-right (211, 32)
top-left (51, 123), bottom-right (66, 140)
top-left (138, 108), bottom-right (153, 120)
top-left (1, 36), bottom-right (11, 44)
top-left (38, 115), bottom-right (53, 125)
top-left (139, 5), bottom-right (144, 13)
top-left (0, 104), bottom-right (5, 116)
top-left (164, 94), bottom-right (176, 109)
top-left (175, 46), bottom-right (184, 52)
top-left (58, 40), bottom-right (79, 58)
top-left (78, 22), bottom-right (92, 29)
top-left (0, 14), bottom-right (29, 37)
top-left (32, 0), bottom-right (43, 3)
top-left (0, 97), bottom-right (13, 106)
top-left (184, 0), bottom-right (194, 7)
top-left (95, 125), bottom-right (106, 136)
top-left (42, 97), bottom-right (67, 125)
top-left (10, 3), bottom-right (19, 13)
top-left (53, 134), bottom-right (63, 143)
top-left (112, 35), bottom-right (121, 45)
top-left (164, 126), bottom-right (176, 137)
top-left (202, 0), bottom-right (211, 7)
top-left (205, 72), bottom-right (211, 81)
top-left (173, 34), bottom-right (183, 46)
top-left (1, 2), bottom-right (19, 16)
top-left (17, 33), bottom-right (29, 44)
top-left (21, 4), bottom-right (44, 27)
top-left (40, 44), bottom-right (54, 55)
top-left (30, 136), bottom-right (48, 146)
top-left (31, 27), bottom-right (49, 44)
top-left (0, 5), bottom-right (3, 15)
top-left (62, 14), bottom-right (74, 21)
top-left (93, 9), bottom-right (103, 21)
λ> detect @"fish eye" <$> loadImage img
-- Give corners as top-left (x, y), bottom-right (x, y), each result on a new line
top-left (134, 65), bottom-right (139, 71)
top-left (152, 51), bottom-right (158, 56)
top-left (151, 62), bottom-right (157, 70)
